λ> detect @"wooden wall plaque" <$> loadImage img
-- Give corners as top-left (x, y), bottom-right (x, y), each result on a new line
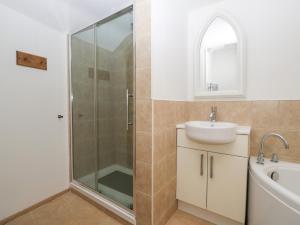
top-left (16, 51), bottom-right (47, 70)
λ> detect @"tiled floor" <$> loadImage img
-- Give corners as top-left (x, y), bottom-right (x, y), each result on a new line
top-left (5, 191), bottom-right (123, 225)
top-left (5, 192), bottom-right (214, 225)
top-left (166, 210), bottom-right (215, 225)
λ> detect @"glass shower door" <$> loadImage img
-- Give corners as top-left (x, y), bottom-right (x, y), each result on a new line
top-left (71, 26), bottom-right (98, 191)
top-left (96, 8), bottom-right (134, 209)
top-left (71, 7), bottom-right (134, 211)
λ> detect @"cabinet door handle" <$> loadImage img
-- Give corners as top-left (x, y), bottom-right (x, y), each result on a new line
top-left (200, 154), bottom-right (204, 176)
top-left (210, 156), bottom-right (214, 179)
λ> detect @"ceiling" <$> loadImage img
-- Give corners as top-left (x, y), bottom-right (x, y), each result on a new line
top-left (0, 0), bottom-right (222, 33)
top-left (0, 0), bottom-right (133, 33)
top-left (164, 0), bottom-right (223, 12)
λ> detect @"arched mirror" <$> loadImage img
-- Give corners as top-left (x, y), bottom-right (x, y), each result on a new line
top-left (194, 12), bottom-right (245, 97)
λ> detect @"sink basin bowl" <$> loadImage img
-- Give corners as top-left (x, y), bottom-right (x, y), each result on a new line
top-left (185, 121), bottom-right (237, 144)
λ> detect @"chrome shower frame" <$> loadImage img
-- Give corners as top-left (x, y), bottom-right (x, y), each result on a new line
top-left (67, 5), bottom-right (136, 224)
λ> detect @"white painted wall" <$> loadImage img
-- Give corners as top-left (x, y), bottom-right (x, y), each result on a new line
top-left (151, 0), bottom-right (188, 101)
top-left (152, 0), bottom-right (300, 100)
top-left (0, 4), bottom-right (69, 220)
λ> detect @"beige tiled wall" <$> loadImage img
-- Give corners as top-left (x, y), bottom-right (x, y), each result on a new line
top-left (152, 99), bottom-right (300, 225)
top-left (135, 0), bottom-right (152, 224)
top-left (187, 100), bottom-right (300, 163)
top-left (153, 101), bottom-right (188, 225)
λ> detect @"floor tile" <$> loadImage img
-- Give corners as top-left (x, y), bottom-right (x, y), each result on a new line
top-left (166, 210), bottom-right (215, 225)
top-left (5, 193), bottom-right (214, 225)
top-left (5, 191), bottom-right (123, 225)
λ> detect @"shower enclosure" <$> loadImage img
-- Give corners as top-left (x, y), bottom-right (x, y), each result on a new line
top-left (70, 7), bottom-right (134, 211)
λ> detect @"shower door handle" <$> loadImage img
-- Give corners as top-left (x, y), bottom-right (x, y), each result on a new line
top-left (126, 89), bottom-right (133, 130)
top-left (126, 89), bottom-right (129, 130)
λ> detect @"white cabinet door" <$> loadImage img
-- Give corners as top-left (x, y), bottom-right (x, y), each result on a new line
top-left (207, 152), bottom-right (248, 223)
top-left (176, 147), bottom-right (207, 208)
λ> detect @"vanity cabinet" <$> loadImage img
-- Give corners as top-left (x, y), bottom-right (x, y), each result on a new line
top-left (177, 147), bottom-right (207, 208)
top-left (207, 152), bottom-right (248, 223)
top-left (176, 129), bottom-right (249, 224)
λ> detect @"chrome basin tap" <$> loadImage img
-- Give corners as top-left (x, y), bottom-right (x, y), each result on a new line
top-left (257, 132), bottom-right (289, 164)
top-left (209, 106), bottom-right (217, 122)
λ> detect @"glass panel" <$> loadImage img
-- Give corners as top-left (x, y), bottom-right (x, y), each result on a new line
top-left (96, 9), bottom-right (134, 209)
top-left (71, 7), bottom-right (134, 211)
top-left (71, 27), bottom-right (97, 190)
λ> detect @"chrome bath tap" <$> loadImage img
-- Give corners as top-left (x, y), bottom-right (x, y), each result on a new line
top-left (257, 132), bottom-right (289, 164)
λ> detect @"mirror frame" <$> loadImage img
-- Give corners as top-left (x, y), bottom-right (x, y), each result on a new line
top-left (194, 11), bottom-right (246, 98)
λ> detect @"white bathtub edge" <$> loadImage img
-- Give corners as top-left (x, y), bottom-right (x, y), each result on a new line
top-left (249, 157), bottom-right (300, 214)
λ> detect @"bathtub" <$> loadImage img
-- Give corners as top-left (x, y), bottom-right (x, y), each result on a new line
top-left (248, 157), bottom-right (300, 225)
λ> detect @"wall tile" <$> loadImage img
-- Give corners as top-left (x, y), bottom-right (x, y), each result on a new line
top-left (135, 0), bottom-right (151, 43)
top-left (136, 100), bottom-right (152, 132)
top-left (165, 128), bottom-right (177, 155)
top-left (153, 101), bottom-right (167, 130)
top-left (278, 101), bottom-right (300, 130)
top-left (166, 153), bottom-right (177, 180)
top-left (153, 130), bottom-right (167, 162)
top-left (187, 101), bottom-right (212, 121)
top-left (136, 132), bottom-right (152, 164)
top-left (136, 191), bottom-right (152, 225)
top-left (136, 161), bottom-right (152, 195)
top-left (215, 101), bottom-right (252, 125)
top-left (153, 178), bottom-right (177, 225)
top-left (251, 101), bottom-right (280, 129)
top-left (153, 159), bottom-right (167, 193)
top-left (174, 101), bottom-right (189, 123)
top-left (153, 100), bottom-right (177, 129)
top-left (153, 101), bottom-right (184, 225)
top-left (135, 0), bottom-right (153, 223)
top-left (136, 68), bottom-right (151, 99)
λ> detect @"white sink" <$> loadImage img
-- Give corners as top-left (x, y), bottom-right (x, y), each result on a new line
top-left (185, 121), bottom-right (237, 144)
